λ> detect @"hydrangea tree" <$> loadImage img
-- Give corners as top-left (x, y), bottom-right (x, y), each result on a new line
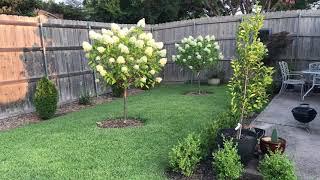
top-left (173, 35), bottom-right (223, 94)
top-left (82, 19), bottom-right (167, 121)
top-left (228, 6), bottom-right (274, 139)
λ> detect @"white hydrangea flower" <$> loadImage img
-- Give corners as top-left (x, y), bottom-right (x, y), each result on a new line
top-left (158, 49), bottom-right (167, 57)
top-left (185, 44), bottom-right (190, 49)
top-left (207, 44), bottom-right (212, 48)
top-left (178, 47), bottom-right (184, 52)
top-left (117, 56), bottom-right (125, 64)
top-left (137, 18), bottom-right (146, 28)
top-left (102, 29), bottom-right (113, 36)
top-left (149, 69), bottom-right (156, 75)
top-left (82, 41), bottom-right (92, 52)
top-left (196, 55), bottom-right (202, 59)
top-left (181, 38), bottom-right (187, 43)
top-left (204, 48), bottom-right (211, 53)
top-left (97, 47), bottom-right (106, 53)
top-left (118, 43), bottom-right (129, 54)
top-left (85, 53), bottom-right (90, 59)
top-left (209, 58), bottom-right (213, 61)
top-left (198, 35), bottom-right (203, 41)
top-left (205, 35), bottom-right (211, 41)
top-left (147, 39), bottom-right (156, 47)
top-left (146, 33), bottom-right (153, 40)
top-left (89, 30), bottom-right (98, 40)
top-left (155, 42), bottom-right (164, 49)
top-left (140, 77), bottom-right (147, 83)
top-left (133, 64), bottom-right (139, 70)
top-left (155, 77), bottom-right (162, 83)
top-left (102, 34), bottom-right (114, 44)
top-left (121, 66), bottom-right (128, 73)
top-left (189, 66), bottom-right (193, 69)
top-left (145, 47), bottom-right (153, 56)
top-left (159, 58), bottom-right (167, 66)
top-left (109, 58), bottom-right (115, 63)
top-left (135, 40), bottom-right (144, 48)
top-left (129, 36), bottom-right (137, 44)
top-left (139, 33), bottom-right (146, 40)
top-left (96, 65), bottom-right (103, 72)
top-left (211, 35), bottom-right (215, 40)
top-left (112, 36), bottom-right (119, 43)
top-left (197, 42), bottom-right (202, 47)
top-left (219, 53), bottom-right (224, 59)
top-left (187, 56), bottom-right (191, 59)
top-left (177, 55), bottom-right (181, 59)
top-left (95, 56), bottom-right (101, 61)
top-left (111, 23), bottom-right (120, 32)
top-left (175, 43), bottom-right (180, 48)
top-left (96, 65), bottom-right (107, 76)
top-left (95, 79), bottom-right (100, 83)
top-left (140, 56), bottom-right (148, 63)
top-left (172, 55), bottom-right (176, 62)
top-left (182, 59), bottom-right (186, 62)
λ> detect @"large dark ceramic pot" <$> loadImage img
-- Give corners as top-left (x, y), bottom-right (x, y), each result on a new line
top-left (217, 128), bottom-right (258, 165)
top-left (292, 104), bottom-right (317, 123)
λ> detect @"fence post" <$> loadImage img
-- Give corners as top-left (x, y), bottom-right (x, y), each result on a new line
top-left (295, 12), bottom-right (301, 68)
top-left (87, 22), bottom-right (98, 97)
top-left (38, 17), bottom-right (48, 77)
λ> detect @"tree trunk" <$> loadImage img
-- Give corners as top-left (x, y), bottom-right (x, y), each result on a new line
top-left (198, 72), bottom-right (201, 94)
top-left (123, 88), bottom-right (128, 122)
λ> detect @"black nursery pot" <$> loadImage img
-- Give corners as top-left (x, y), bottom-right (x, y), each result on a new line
top-left (217, 128), bottom-right (258, 165)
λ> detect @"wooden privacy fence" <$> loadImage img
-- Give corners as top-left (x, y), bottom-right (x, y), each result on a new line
top-left (1, 9), bottom-right (320, 118)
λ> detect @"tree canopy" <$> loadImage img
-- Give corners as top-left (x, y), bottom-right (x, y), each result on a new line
top-left (0, 0), bottom-right (318, 23)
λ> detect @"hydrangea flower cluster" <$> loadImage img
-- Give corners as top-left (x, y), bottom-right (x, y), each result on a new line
top-left (82, 18), bottom-right (166, 89)
top-left (173, 35), bottom-right (223, 73)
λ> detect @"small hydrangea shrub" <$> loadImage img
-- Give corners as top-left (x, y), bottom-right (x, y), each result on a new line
top-left (259, 150), bottom-right (297, 180)
top-left (213, 138), bottom-right (244, 180)
top-left (169, 133), bottom-right (202, 177)
top-left (173, 35), bottom-right (223, 94)
top-left (34, 77), bottom-right (58, 120)
top-left (83, 18), bottom-right (166, 120)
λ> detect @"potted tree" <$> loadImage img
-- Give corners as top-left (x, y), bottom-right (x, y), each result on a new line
top-left (173, 35), bottom-right (223, 94)
top-left (260, 129), bottom-right (286, 154)
top-left (83, 18), bottom-right (167, 124)
top-left (219, 5), bottom-right (274, 164)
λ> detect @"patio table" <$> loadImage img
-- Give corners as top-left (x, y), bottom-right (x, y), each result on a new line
top-left (301, 70), bottom-right (320, 100)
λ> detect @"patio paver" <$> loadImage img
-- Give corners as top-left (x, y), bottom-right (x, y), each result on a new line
top-left (253, 93), bottom-right (320, 180)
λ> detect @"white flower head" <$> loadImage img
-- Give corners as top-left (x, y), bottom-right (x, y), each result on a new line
top-left (109, 58), bottom-right (115, 63)
top-left (205, 35), bottom-right (211, 41)
top-left (172, 55), bottom-right (176, 62)
top-left (196, 55), bottom-right (202, 59)
top-left (117, 56), bottom-right (125, 64)
top-left (155, 77), bottom-right (162, 83)
top-left (182, 59), bottom-right (186, 62)
top-left (133, 64), bottom-right (139, 70)
top-left (189, 66), bottom-right (193, 70)
top-left (102, 34), bottom-right (114, 44)
top-left (97, 47), bottom-right (106, 53)
top-left (89, 30), bottom-right (98, 40)
top-left (140, 56), bottom-right (148, 63)
top-left (146, 33), bottom-right (153, 40)
top-left (145, 47), bottom-right (153, 56)
top-left (112, 36), bottom-right (119, 43)
top-left (85, 53), bottom-right (90, 59)
top-left (209, 58), bottom-right (213, 61)
top-left (95, 79), bottom-right (100, 83)
top-left (95, 56), bottom-right (101, 61)
top-left (211, 35), bottom-right (215, 40)
top-left (219, 53), bottom-right (224, 59)
top-left (129, 36), bottom-right (137, 44)
top-left (82, 41), bottom-right (92, 52)
top-left (187, 56), bottom-right (191, 59)
top-left (135, 40), bottom-right (144, 48)
top-left (111, 23), bottom-right (120, 32)
top-left (121, 66), bottom-right (128, 73)
top-left (102, 29), bottom-right (113, 36)
top-left (175, 43), bottom-right (180, 48)
top-left (158, 49), bottom-right (167, 57)
top-left (185, 44), bottom-right (190, 49)
top-left (150, 69), bottom-right (156, 75)
top-left (140, 77), bottom-right (147, 83)
top-left (198, 35), bottom-right (203, 41)
top-left (155, 42), bottom-right (164, 49)
top-left (159, 58), bottom-right (167, 66)
top-left (137, 18), bottom-right (146, 28)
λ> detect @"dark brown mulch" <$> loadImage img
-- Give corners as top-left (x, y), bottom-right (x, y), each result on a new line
top-left (0, 88), bottom-right (144, 131)
top-left (184, 91), bottom-right (213, 96)
top-left (167, 157), bottom-right (262, 180)
top-left (96, 119), bottom-right (143, 128)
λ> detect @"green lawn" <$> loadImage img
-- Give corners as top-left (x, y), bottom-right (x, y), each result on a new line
top-left (0, 84), bottom-right (229, 179)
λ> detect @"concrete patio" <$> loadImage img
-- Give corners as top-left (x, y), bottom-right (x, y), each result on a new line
top-left (253, 92), bottom-right (320, 180)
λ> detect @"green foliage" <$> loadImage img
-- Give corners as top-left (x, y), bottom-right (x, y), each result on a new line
top-left (0, 0), bottom-right (41, 16)
top-left (228, 6), bottom-right (274, 122)
top-left (203, 111), bottom-right (237, 152)
top-left (79, 93), bottom-right (91, 105)
top-left (111, 84), bottom-right (124, 97)
top-left (169, 133), bottom-right (203, 177)
top-left (271, 129), bottom-right (278, 143)
top-left (259, 151), bottom-right (297, 180)
top-left (213, 138), bottom-right (244, 180)
top-left (34, 77), bottom-right (58, 120)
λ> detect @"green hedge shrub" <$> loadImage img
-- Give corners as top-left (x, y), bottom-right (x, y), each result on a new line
top-left (213, 138), bottom-right (244, 180)
top-left (259, 150), bottom-right (297, 180)
top-left (169, 133), bottom-right (202, 177)
top-left (79, 92), bottom-right (91, 105)
top-left (34, 77), bottom-right (58, 120)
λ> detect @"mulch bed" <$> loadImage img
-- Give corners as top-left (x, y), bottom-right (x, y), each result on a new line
top-left (184, 91), bottom-right (213, 96)
top-left (167, 157), bottom-right (262, 180)
top-left (0, 89), bottom-right (144, 131)
top-left (96, 119), bottom-right (143, 128)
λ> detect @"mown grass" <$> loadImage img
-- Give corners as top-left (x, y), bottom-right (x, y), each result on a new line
top-left (0, 84), bottom-right (229, 179)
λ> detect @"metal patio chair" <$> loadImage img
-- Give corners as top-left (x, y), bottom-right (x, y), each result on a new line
top-left (279, 61), bottom-right (305, 99)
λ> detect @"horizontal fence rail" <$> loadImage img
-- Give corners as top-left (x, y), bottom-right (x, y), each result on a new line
top-left (1, 9), bottom-right (320, 118)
